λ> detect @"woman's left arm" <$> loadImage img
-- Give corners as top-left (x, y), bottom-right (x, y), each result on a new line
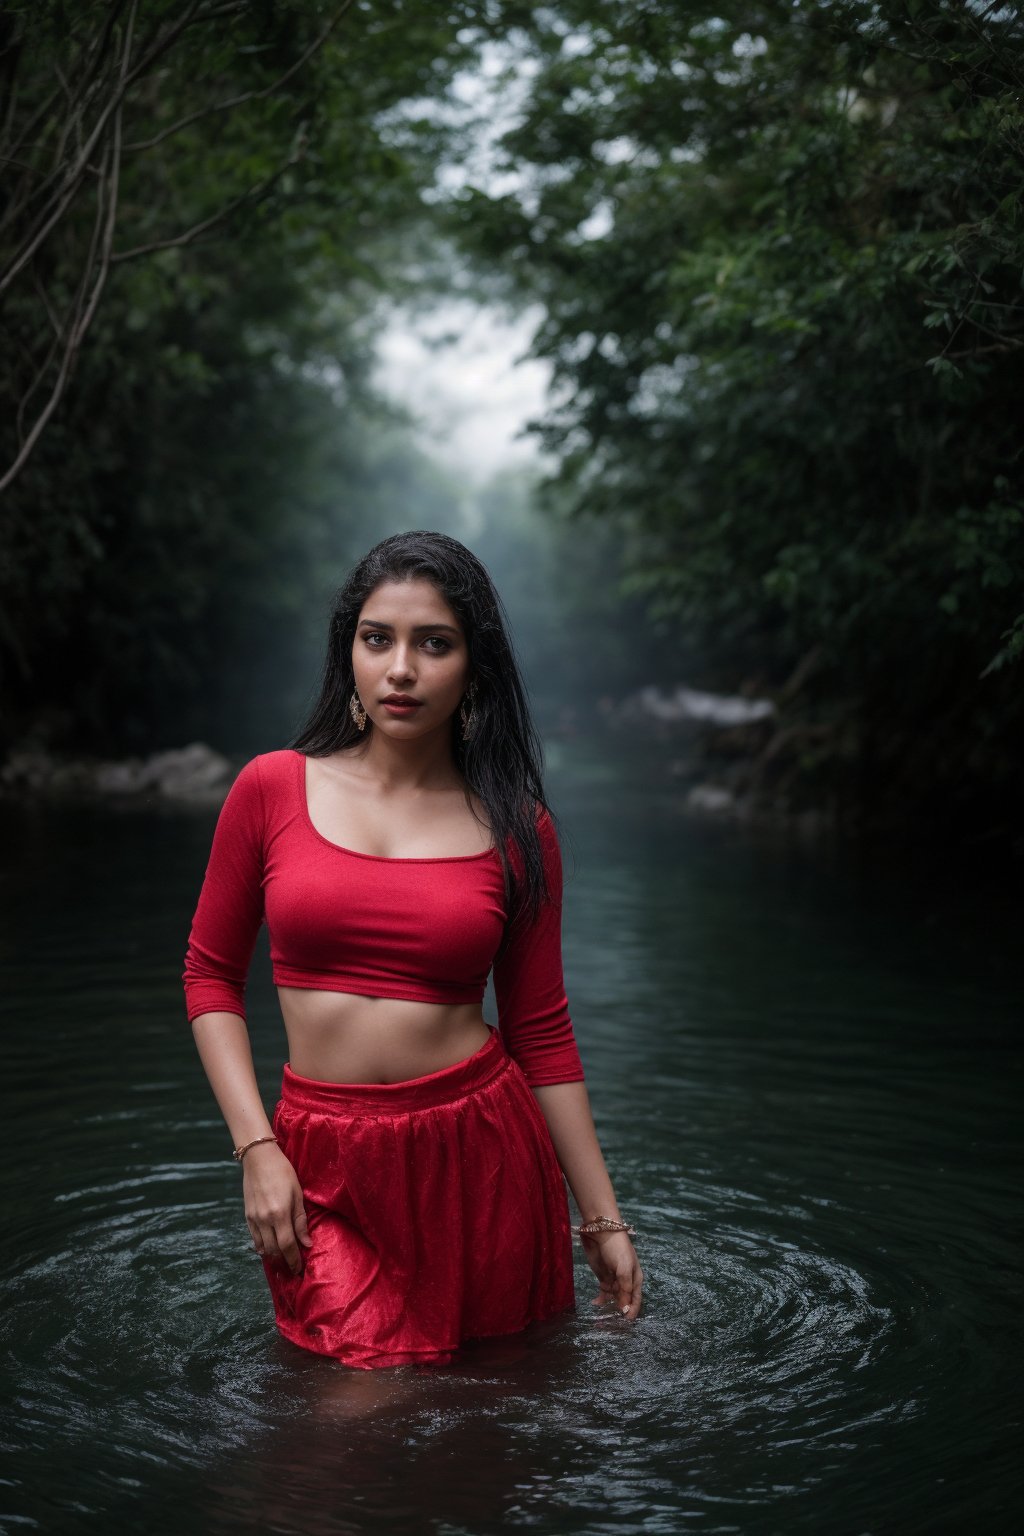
top-left (493, 808), bottom-right (643, 1319)
top-left (533, 1080), bottom-right (643, 1321)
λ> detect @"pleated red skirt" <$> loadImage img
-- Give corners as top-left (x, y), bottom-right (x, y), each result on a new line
top-left (261, 1026), bottom-right (576, 1370)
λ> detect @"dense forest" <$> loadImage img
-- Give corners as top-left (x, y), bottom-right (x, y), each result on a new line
top-left (2, 2), bottom-right (1022, 851)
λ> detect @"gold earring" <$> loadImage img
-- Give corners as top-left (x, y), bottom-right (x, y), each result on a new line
top-left (349, 689), bottom-right (367, 731)
top-left (459, 680), bottom-right (478, 742)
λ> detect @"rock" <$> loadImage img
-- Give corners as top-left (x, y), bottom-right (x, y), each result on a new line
top-left (0, 749), bottom-right (52, 791)
top-left (636, 684), bottom-right (776, 726)
top-left (134, 742), bottom-right (233, 799)
top-left (92, 758), bottom-right (147, 794)
top-left (0, 741), bottom-right (234, 802)
top-left (686, 784), bottom-right (738, 816)
top-left (612, 684), bottom-right (777, 731)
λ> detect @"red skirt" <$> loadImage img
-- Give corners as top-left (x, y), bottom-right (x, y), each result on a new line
top-left (262, 1026), bottom-right (576, 1369)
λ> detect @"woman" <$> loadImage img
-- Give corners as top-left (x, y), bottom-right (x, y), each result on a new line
top-left (183, 530), bottom-right (642, 1370)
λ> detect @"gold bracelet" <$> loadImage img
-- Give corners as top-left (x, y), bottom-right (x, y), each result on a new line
top-left (571, 1216), bottom-right (637, 1237)
top-left (232, 1135), bottom-right (278, 1163)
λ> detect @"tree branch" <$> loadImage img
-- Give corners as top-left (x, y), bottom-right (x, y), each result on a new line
top-left (0, 1), bottom-right (203, 289)
top-left (943, 339), bottom-right (1024, 358)
top-left (0, 0), bottom-right (353, 490)
top-left (0, 6), bottom-right (132, 497)
top-left (111, 134), bottom-right (304, 263)
top-left (31, 265), bottom-right (62, 338)
top-left (3, 158), bottom-right (107, 488)
top-left (124, 0), bottom-right (355, 154)
top-left (51, 0), bottom-right (129, 179)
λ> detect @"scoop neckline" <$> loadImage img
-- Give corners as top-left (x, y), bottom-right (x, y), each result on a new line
top-left (292, 749), bottom-right (498, 863)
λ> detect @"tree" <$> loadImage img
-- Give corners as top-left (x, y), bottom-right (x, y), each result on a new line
top-left (0, 1), bottom-right (490, 753)
top-left (0, 0), bottom-right (361, 492)
top-left (449, 0), bottom-right (1024, 835)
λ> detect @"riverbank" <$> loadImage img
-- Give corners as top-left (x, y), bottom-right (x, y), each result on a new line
top-left (0, 742), bottom-right (234, 805)
top-left (3, 698), bottom-right (1020, 874)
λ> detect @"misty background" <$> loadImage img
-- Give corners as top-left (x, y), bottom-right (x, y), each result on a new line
top-left (2, 2), bottom-right (1022, 854)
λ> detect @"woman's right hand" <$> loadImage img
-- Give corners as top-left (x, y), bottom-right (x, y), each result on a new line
top-left (242, 1142), bottom-right (313, 1276)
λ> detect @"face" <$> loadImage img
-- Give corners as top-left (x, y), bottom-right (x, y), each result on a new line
top-left (351, 577), bottom-right (471, 738)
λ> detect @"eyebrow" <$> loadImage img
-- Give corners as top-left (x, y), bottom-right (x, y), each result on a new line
top-left (357, 619), bottom-right (461, 635)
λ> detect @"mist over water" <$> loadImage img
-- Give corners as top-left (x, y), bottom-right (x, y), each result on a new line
top-left (1, 739), bottom-right (1020, 1534)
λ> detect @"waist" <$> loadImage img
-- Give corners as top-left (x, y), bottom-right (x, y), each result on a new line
top-left (279, 1024), bottom-right (510, 1114)
top-left (277, 986), bottom-right (491, 1079)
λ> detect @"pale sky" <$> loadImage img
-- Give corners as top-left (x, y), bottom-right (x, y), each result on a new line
top-left (373, 299), bottom-right (553, 481)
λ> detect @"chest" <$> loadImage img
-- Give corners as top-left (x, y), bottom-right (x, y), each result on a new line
top-left (303, 760), bottom-right (493, 860)
top-left (262, 836), bottom-right (509, 981)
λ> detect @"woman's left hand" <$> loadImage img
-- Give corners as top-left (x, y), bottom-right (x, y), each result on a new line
top-left (580, 1230), bottom-right (643, 1320)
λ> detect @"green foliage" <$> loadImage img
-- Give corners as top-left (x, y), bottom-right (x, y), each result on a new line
top-left (449, 0), bottom-right (1024, 830)
top-left (0, 1), bottom-right (487, 752)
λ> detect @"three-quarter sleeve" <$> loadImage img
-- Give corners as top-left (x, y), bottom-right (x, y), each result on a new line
top-left (492, 808), bottom-right (585, 1088)
top-left (182, 756), bottom-right (266, 1023)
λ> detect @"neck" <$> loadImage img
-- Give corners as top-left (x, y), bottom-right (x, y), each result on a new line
top-left (346, 724), bottom-right (461, 792)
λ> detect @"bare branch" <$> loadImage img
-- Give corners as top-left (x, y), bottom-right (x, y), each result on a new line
top-left (0, 0), bottom-right (352, 489)
top-left (0, 33), bottom-right (23, 150)
top-left (53, 64), bottom-right (74, 106)
top-left (0, 1), bottom-right (204, 289)
top-left (31, 265), bottom-right (62, 338)
top-left (0, 5), bottom-right (133, 497)
top-left (0, 152), bottom-right (41, 174)
top-left (944, 338), bottom-right (1024, 359)
top-left (17, 317), bottom-right (63, 448)
top-left (1, 71), bottom-right (61, 163)
top-left (75, 12), bottom-right (128, 350)
top-left (124, 0), bottom-right (355, 154)
top-left (180, 2), bottom-right (250, 23)
top-left (3, 155), bottom-right (106, 488)
top-left (112, 136), bottom-right (304, 264)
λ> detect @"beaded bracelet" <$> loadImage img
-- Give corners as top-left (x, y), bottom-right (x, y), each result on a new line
top-left (571, 1216), bottom-right (637, 1237)
top-left (232, 1135), bottom-right (278, 1163)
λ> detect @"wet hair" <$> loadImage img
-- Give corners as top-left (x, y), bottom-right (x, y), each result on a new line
top-left (290, 530), bottom-right (554, 920)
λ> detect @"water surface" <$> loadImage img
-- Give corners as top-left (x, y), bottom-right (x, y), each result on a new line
top-left (1, 740), bottom-right (1021, 1534)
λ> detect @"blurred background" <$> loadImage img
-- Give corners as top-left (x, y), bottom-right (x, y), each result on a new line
top-left (2, 6), bottom-right (1023, 1535)
top-left (2, 0), bottom-right (1022, 852)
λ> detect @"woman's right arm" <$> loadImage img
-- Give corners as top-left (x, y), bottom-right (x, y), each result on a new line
top-left (183, 760), bottom-right (309, 1275)
top-left (191, 1009), bottom-right (311, 1275)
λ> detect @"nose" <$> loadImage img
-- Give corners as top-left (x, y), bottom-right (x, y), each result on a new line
top-left (386, 643), bottom-right (416, 684)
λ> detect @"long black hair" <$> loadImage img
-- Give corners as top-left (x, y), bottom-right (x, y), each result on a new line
top-left (290, 530), bottom-right (554, 922)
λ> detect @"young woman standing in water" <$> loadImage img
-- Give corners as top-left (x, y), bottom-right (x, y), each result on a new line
top-left (183, 530), bottom-right (642, 1369)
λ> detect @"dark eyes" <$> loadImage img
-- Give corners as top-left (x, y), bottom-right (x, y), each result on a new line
top-left (362, 632), bottom-right (451, 653)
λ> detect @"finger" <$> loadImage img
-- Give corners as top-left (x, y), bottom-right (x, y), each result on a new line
top-left (246, 1219), bottom-right (267, 1257)
top-left (609, 1261), bottom-right (631, 1314)
top-left (293, 1198), bottom-right (313, 1249)
top-left (618, 1263), bottom-right (643, 1319)
top-left (274, 1219), bottom-right (303, 1276)
top-left (592, 1275), bottom-right (617, 1307)
top-left (258, 1222), bottom-right (284, 1263)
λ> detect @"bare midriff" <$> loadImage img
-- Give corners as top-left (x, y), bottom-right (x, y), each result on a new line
top-left (276, 987), bottom-right (492, 1085)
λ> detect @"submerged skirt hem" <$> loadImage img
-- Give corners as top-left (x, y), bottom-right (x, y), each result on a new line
top-left (274, 1297), bottom-right (577, 1371)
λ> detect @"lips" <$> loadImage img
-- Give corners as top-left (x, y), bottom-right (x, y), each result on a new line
top-left (382, 695), bottom-right (423, 706)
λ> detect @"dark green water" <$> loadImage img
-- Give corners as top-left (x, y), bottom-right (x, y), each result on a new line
top-left (2, 741), bottom-right (1021, 1535)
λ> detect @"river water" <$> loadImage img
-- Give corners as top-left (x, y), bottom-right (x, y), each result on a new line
top-left (1, 740), bottom-right (1021, 1534)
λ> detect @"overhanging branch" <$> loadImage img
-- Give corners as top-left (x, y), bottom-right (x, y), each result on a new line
top-left (124, 0), bottom-right (355, 154)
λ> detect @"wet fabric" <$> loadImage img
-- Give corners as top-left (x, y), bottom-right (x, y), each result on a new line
top-left (261, 1027), bottom-right (576, 1370)
top-left (183, 749), bottom-right (585, 1087)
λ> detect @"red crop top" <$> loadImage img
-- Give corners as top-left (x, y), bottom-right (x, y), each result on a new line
top-left (182, 749), bottom-right (585, 1087)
